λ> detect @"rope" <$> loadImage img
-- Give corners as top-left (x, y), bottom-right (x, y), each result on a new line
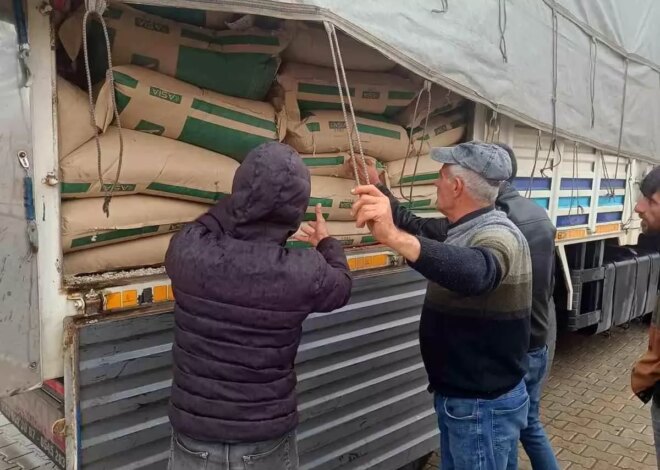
top-left (525, 130), bottom-right (542, 199)
top-left (486, 111), bottom-right (500, 143)
top-left (432, 0), bottom-right (449, 14)
top-left (614, 58), bottom-right (629, 182)
top-left (599, 150), bottom-right (615, 198)
top-left (82, 1), bottom-right (124, 217)
top-left (589, 37), bottom-right (598, 128)
top-left (398, 81), bottom-right (432, 202)
top-left (324, 22), bottom-right (369, 186)
top-left (550, 6), bottom-right (559, 152)
top-left (498, 0), bottom-right (508, 63)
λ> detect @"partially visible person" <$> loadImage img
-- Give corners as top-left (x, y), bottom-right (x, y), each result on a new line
top-left (631, 166), bottom-right (660, 470)
top-left (352, 141), bottom-right (533, 470)
top-left (356, 143), bottom-right (559, 469)
top-left (165, 142), bottom-right (352, 470)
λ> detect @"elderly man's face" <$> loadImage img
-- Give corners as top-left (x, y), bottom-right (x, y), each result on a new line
top-left (434, 164), bottom-right (459, 215)
top-left (635, 191), bottom-right (660, 233)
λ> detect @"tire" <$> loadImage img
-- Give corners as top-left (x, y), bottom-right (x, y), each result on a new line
top-left (546, 297), bottom-right (558, 376)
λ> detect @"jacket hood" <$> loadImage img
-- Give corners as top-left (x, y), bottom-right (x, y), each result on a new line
top-left (203, 142), bottom-right (311, 244)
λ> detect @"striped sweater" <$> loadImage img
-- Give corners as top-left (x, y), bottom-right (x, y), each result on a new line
top-left (409, 208), bottom-right (533, 398)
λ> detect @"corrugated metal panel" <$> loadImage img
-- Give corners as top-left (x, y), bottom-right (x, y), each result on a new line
top-left (65, 268), bottom-right (436, 469)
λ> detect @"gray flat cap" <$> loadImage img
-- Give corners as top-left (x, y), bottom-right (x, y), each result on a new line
top-left (430, 141), bottom-right (512, 182)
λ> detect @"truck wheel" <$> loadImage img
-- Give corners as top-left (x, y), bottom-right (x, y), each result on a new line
top-left (546, 297), bottom-right (557, 376)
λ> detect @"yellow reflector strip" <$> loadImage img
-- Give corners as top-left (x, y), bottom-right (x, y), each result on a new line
top-left (105, 292), bottom-right (122, 310)
top-left (556, 228), bottom-right (587, 241)
top-left (122, 290), bottom-right (138, 307)
top-left (596, 223), bottom-right (621, 234)
top-left (153, 285), bottom-right (169, 302)
top-left (348, 253), bottom-right (391, 271)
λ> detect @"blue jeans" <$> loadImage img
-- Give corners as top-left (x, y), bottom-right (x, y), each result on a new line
top-left (435, 379), bottom-right (529, 470)
top-left (518, 346), bottom-right (560, 470)
top-left (168, 431), bottom-right (298, 470)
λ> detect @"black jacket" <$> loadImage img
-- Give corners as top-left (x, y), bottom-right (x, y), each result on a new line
top-left (381, 181), bottom-right (555, 350)
top-left (166, 142), bottom-right (352, 443)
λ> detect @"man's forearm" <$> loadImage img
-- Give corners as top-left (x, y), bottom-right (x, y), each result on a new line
top-left (385, 229), bottom-right (422, 263)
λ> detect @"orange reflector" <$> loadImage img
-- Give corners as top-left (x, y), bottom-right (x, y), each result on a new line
top-left (105, 292), bottom-right (122, 310)
top-left (348, 253), bottom-right (391, 271)
top-left (556, 228), bottom-right (587, 241)
top-left (122, 290), bottom-right (138, 307)
top-left (153, 285), bottom-right (169, 303)
top-left (595, 223), bottom-right (621, 234)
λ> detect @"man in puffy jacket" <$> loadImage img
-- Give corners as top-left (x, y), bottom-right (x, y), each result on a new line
top-left (165, 142), bottom-right (353, 470)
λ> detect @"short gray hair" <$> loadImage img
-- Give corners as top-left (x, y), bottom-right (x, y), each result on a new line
top-left (447, 165), bottom-right (499, 204)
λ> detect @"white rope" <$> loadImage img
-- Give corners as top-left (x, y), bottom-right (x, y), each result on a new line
top-left (324, 22), bottom-right (369, 186)
top-left (82, 0), bottom-right (124, 217)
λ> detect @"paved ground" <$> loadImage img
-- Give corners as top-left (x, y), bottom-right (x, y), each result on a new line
top-left (0, 414), bottom-right (56, 470)
top-left (427, 320), bottom-right (655, 469)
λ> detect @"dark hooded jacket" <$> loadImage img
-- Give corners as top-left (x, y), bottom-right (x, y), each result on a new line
top-left (166, 142), bottom-right (352, 443)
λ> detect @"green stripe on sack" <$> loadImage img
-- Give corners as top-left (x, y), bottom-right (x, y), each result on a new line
top-left (298, 83), bottom-right (355, 96)
top-left (357, 123), bottom-right (400, 139)
top-left (71, 225), bottom-right (161, 249)
top-left (304, 212), bottom-right (329, 221)
top-left (179, 117), bottom-right (272, 162)
top-left (101, 183), bottom-right (136, 192)
top-left (297, 100), bottom-right (344, 112)
top-left (146, 182), bottom-right (227, 202)
top-left (113, 71), bottom-right (139, 89)
top-left (360, 235), bottom-right (377, 244)
top-left (180, 28), bottom-right (280, 46)
top-left (306, 122), bottom-right (321, 132)
top-left (388, 91), bottom-right (416, 100)
top-left (61, 182), bottom-right (91, 194)
top-left (399, 173), bottom-right (439, 184)
top-left (191, 99), bottom-right (277, 132)
top-left (114, 90), bottom-right (131, 114)
top-left (308, 197), bottom-right (333, 208)
top-left (383, 105), bottom-right (406, 116)
top-left (135, 120), bottom-right (165, 135)
top-left (103, 6), bottom-right (123, 19)
top-left (302, 156), bottom-right (344, 167)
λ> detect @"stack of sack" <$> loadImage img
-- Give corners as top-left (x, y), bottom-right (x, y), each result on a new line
top-left (56, 2), bottom-right (291, 275)
top-left (56, 7), bottom-right (468, 276)
top-left (274, 22), bottom-right (416, 227)
top-left (387, 85), bottom-right (468, 211)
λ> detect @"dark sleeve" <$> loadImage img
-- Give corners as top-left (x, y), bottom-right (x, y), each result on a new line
top-left (312, 237), bottom-right (353, 312)
top-left (408, 237), bottom-right (502, 296)
top-left (378, 184), bottom-right (449, 241)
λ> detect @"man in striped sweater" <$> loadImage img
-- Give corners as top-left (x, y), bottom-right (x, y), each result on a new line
top-left (352, 142), bottom-right (533, 470)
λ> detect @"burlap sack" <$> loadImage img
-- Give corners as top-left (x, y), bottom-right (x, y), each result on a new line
top-left (387, 154), bottom-right (440, 186)
top-left (286, 111), bottom-right (409, 162)
top-left (57, 76), bottom-right (96, 158)
top-left (288, 221), bottom-right (376, 249)
top-left (60, 127), bottom-right (238, 203)
top-left (277, 62), bottom-right (417, 119)
top-left (283, 22), bottom-right (395, 72)
top-left (309, 176), bottom-right (357, 221)
top-left (64, 233), bottom-right (173, 275)
top-left (395, 87), bottom-right (466, 128)
top-left (395, 184), bottom-right (438, 211)
top-left (61, 195), bottom-right (208, 253)
top-left (301, 152), bottom-right (382, 179)
top-left (128, 4), bottom-right (235, 29)
top-left (58, 3), bottom-right (290, 99)
top-left (95, 65), bottom-right (284, 162)
top-left (408, 110), bottom-right (467, 156)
